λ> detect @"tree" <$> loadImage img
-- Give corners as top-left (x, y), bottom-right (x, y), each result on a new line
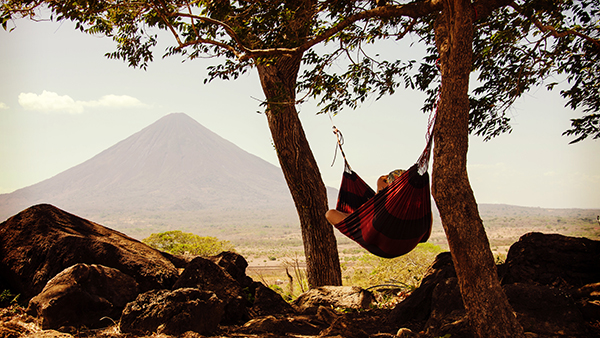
top-left (142, 230), bottom-right (234, 256)
top-left (3, 0), bottom-right (598, 336)
top-left (300, 0), bottom-right (598, 337)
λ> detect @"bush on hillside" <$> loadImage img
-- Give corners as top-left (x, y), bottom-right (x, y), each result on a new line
top-left (143, 230), bottom-right (234, 257)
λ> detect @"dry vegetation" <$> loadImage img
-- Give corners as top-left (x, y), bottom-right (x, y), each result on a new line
top-left (236, 205), bottom-right (600, 300)
top-left (107, 204), bottom-right (598, 300)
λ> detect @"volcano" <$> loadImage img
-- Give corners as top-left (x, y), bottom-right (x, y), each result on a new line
top-left (0, 113), bottom-right (297, 232)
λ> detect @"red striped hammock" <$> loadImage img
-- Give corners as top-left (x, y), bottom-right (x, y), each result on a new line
top-left (331, 117), bottom-right (435, 258)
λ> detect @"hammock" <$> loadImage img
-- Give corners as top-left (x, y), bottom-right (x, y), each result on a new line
top-left (331, 119), bottom-right (435, 258)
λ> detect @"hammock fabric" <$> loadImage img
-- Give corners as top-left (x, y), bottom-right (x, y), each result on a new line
top-left (331, 120), bottom-right (435, 258)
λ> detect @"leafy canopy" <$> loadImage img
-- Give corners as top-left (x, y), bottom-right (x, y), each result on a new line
top-left (2, 0), bottom-right (598, 141)
top-left (300, 0), bottom-right (600, 142)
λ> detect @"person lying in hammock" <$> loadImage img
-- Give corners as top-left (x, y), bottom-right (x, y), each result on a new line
top-left (325, 169), bottom-right (406, 225)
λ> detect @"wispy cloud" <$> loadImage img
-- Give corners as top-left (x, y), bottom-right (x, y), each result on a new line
top-left (0, 102), bottom-right (9, 110)
top-left (18, 90), bottom-right (148, 114)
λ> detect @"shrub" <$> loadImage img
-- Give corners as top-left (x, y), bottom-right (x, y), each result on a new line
top-left (142, 230), bottom-right (234, 257)
top-left (0, 289), bottom-right (19, 307)
top-left (344, 242), bottom-right (444, 290)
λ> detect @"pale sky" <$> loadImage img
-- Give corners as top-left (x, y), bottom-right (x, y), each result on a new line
top-left (1, 18), bottom-right (599, 209)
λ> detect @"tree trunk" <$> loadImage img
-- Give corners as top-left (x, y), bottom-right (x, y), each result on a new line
top-left (255, 54), bottom-right (342, 288)
top-left (431, 0), bottom-right (525, 337)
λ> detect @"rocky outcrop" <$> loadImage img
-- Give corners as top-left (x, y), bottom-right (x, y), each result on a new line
top-left (250, 282), bottom-right (295, 316)
top-left (423, 277), bottom-right (470, 338)
top-left (27, 263), bottom-right (138, 330)
top-left (572, 282), bottom-right (600, 323)
top-left (237, 315), bottom-right (322, 336)
top-left (389, 232), bottom-right (600, 337)
top-left (173, 256), bottom-right (250, 324)
top-left (0, 204), bottom-right (179, 300)
top-left (210, 251), bottom-right (254, 288)
top-left (293, 286), bottom-right (375, 314)
top-left (388, 252), bottom-right (456, 327)
top-left (502, 232), bottom-right (600, 288)
top-left (505, 282), bottom-right (589, 336)
top-left (119, 288), bottom-right (224, 335)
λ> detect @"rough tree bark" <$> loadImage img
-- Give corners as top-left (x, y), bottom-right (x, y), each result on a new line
top-left (431, 0), bottom-right (525, 337)
top-left (256, 54), bottom-right (343, 287)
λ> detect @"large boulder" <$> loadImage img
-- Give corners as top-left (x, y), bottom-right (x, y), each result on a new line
top-left (422, 278), bottom-right (593, 338)
top-left (388, 252), bottom-right (456, 327)
top-left (209, 251), bottom-right (254, 288)
top-left (173, 256), bottom-right (250, 324)
top-left (423, 277), bottom-right (471, 338)
top-left (501, 232), bottom-right (600, 288)
top-left (388, 233), bottom-right (600, 337)
top-left (119, 288), bottom-right (224, 336)
top-left (0, 305), bottom-right (37, 338)
top-left (236, 315), bottom-right (322, 336)
top-left (0, 204), bottom-right (179, 300)
top-left (250, 281), bottom-right (295, 316)
top-left (26, 263), bottom-right (138, 329)
top-left (572, 282), bottom-right (600, 322)
top-left (293, 286), bottom-right (374, 314)
top-left (319, 317), bottom-right (370, 338)
top-left (504, 283), bottom-right (590, 336)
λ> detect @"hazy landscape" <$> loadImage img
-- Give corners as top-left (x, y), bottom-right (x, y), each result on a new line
top-left (1, 113), bottom-right (598, 287)
top-left (0, 113), bottom-right (599, 338)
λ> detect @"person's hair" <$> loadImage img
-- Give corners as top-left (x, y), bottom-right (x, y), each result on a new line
top-left (387, 169), bottom-right (406, 184)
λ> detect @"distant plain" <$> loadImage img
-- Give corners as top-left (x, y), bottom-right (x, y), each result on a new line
top-left (82, 203), bottom-right (600, 288)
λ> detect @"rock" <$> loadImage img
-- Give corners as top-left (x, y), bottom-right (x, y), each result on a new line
top-left (251, 282), bottom-right (295, 316)
top-left (319, 317), bottom-right (369, 338)
top-left (174, 256), bottom-right (250, 324)
top-left (386, 234), bottom-right (600, 337)
top-left (504, 283), bottom-right (591, 336)
top-left (119, 288), bottom-right (224, 336)
top-left (26, 263), bottom-right (138, 329)
top-left (0, 305), bottom-right (37, 338)
top-left (0, 317), bottom-right (36, 338)
top-left (0, 204), bottom-right (179, 300)
top-left (0, 325), bottom-right (20, 338)
top-left (25, 330), bottom-right (73, 338)
top-left (294, 286), bottom-right (374, 314)
top-left (502, 232), bottom-right (600, 289)
top-left (238, 315), bottom-right (321, 336)
top-left (210, 251), bottom-right (254, 288)
top-left (159, 251), bottom-right (193, 269)
top-left (316, 306), bottom-right (338, 326)
top-left (424, 277), bottom-right (473, 338)
top-left (418, 279), bottom-right (593, 337)
top-left (572, 282), bottom-right (600, 300)
top-left (239, 316), bottom-right (286, 334)
top-left (572, 283), bottom-right (600, 322)
top-left (388, 252), bottom-right (456, 327)
top-left (396, 328), bottom-right (419, 338)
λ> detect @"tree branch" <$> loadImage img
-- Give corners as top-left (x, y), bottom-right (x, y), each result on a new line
top-left (169, 0), bottom-right (443, 60)
top-left (174, 12), bottom-right (251, 52)
top-left (509, 1), bottom-right (600, 50)
top-left (175, 37), bottom-right (247, 59)
top-left (298, 0), bottom-right (443, 53)
top-left (152, 0), bottom-right (186, 46)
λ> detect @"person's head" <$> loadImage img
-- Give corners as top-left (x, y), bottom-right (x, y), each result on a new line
top-left (387, 169), bottom-right (406, 184)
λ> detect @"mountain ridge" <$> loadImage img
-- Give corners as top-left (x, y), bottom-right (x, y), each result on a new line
top-left (0, 113), bottom-right (297, 222)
